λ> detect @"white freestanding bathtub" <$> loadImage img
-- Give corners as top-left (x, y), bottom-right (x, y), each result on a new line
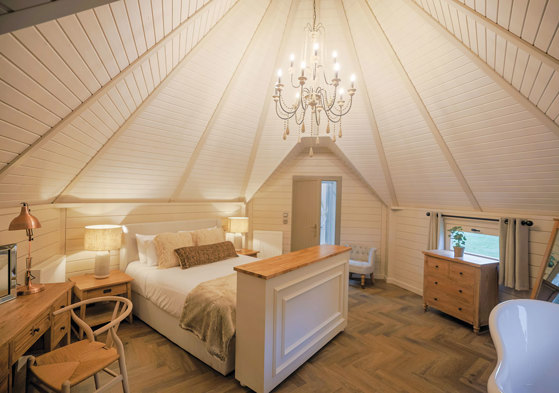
top-left (488, 299), bottom-right (559, 393)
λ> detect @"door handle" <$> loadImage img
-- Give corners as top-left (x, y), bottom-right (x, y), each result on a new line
top-left (313, 224), bottom-right (317, 237)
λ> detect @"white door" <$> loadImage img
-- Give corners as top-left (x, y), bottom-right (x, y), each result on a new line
top-left (291, 179), bottom-right (321, 251)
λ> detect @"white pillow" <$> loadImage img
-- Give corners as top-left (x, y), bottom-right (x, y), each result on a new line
top-left (136, 234), bottom-right (158, 266)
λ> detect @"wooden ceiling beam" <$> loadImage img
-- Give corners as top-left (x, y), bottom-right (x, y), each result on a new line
top-left (361, 0), bottom-right (482, 212)
top-left (408, 0), bottom-right (559, 138)
top-left (54, 0), bottom-right (241, 203)
top-left (439, 0), bottom-right (559, 72)
top-left (169, 0), bottom-right (274, 202)
top-left (240, 0), bottom-right (297, 201)
top-left (0, 0), bottom-right (225, 185)
top-left (339, 0), bottom-right (398, 208)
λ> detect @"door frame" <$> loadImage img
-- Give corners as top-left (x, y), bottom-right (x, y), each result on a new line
top-left (291, 176), bottom-right (342, 248)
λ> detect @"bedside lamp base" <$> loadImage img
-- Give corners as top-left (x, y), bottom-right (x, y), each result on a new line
top-left (94, 251), bottom-right (111, 279)
top-left (17, 259), bottom-right (45, 296)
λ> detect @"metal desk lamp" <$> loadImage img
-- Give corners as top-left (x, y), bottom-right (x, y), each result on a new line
top-left (9, 202), bottom-right (45, 295)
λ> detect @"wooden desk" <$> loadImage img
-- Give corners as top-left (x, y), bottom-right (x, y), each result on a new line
top-left (69, 270), bottom-right (133, 339)
top-left (235, 245), bottom-right (351, 393)
top-left (0, 282), bottom-right (73, 393)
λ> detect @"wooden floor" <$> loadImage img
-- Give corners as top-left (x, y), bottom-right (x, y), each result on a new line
top-left (74, 280), bottom-right (497, 393)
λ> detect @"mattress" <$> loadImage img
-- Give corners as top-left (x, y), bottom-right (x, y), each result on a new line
top-left (125, 255), bottom-right (256, 318)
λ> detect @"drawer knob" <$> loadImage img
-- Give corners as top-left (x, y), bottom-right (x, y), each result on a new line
top-left (103, 288), bottom-right (112, 294)
top-left (60, 326), bottom-right (66, 331)
top-left (458, 307), bottom-right (463, 311)
top-left (434, 281), bottom-right (438, 285)
top-left (435, 265), bottom-right (439, 269)
top-left (434, 297), bottom-right (438, 301)
top-left (459, 272), bottom-right (463, 276)
top-left (458, 289), bottom-right (463, 293)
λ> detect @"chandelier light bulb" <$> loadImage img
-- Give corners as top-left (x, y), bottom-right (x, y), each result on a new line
top-left (313, 42), bottom-right (319, 57)
top-left (300, 61), bottom-right (306, 77)
top-left (334, 62), bottom-right (340, 78)
top-left (277, 69), bottom-right (282, 84)
top-left (289, 53), bottom-right (295, 68)
top-left (339, 87), bottom-right (344, 101)
top-left (332, 50), bottom-right (338, 60)
top-left (350, 74), bottom-right (356, 88)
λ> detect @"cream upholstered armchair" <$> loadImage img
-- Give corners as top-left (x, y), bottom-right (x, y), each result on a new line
top-left (345, 244), bottom-right (376, 288)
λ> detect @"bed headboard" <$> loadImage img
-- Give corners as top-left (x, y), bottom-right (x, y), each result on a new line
top-left (120, 218), bottom-right (222, 270)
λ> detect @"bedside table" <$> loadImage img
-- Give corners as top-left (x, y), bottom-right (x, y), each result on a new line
top-left (69, 270), bottom-right (133, 339)
top-left (236, 249), bottom-right (259, 257)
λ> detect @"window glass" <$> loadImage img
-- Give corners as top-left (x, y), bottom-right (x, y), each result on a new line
top-left (445, 219), bottom-right (499, 260)
top-left (320, 181), bottom-right (337, 245)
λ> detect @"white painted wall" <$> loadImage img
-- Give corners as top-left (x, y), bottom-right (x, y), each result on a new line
top-left (387, 207), bottom-right (554, 299)
top-left (248, 149), bottom-right (387, 278)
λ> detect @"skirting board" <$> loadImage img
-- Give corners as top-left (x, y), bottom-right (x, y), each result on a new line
top-left (386, 277), bottom-right (422, 296)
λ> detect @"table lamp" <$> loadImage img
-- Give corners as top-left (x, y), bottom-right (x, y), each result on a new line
top-left (9, 202), bottom-right (44, 295)
top-left (227, 217), bottom-right (249, 249)
top-left (84, 225), bottom-right (122, 279)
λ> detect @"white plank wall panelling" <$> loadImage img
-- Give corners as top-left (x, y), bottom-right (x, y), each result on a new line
top-left (248, 149), bottom-right (387, 279)
top-left (0, 0), bottom-right (238, 207)
top-left (63, 202), bottom-right (243, 277)
top-left (387, 207), bottom-right (554, 300)
top-left (371, 0), bottom-right (559, 215)
top-left (344, 0), bottom-right (472, 209)
top-left (411, 0), bottom-right (559, 126)
top-left (0, 204), bottom-right (64, 282)
top-left (64, 0), bottom-right (268, 202)
top-left (178, 0), bottom-right (290, 201)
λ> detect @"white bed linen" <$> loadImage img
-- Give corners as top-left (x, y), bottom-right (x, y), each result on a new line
top-left (125, 255), bottom-right (256, 318)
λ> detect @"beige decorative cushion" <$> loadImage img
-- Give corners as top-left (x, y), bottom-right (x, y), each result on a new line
top-left (192, 227), bottom-right (225, 246)
top-left (154, 231), bottom-right (194, 269)
top-left (175, 241), bottom-right (237, 269)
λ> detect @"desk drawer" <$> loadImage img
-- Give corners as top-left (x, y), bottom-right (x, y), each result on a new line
top-left (53, 313), bottom-right (69, 346)
top-left (425, 257), bottom-right (449, 277)
top-left (13, 311), bottom-right (50, 360)
top-left (85, 284), bottom-right (127, 299)
top-left (449, 263), bottom-right (476, 286)
top-left (53, 291), bottom-right (69, 312)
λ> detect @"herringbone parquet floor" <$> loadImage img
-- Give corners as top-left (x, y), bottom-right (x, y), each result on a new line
top-left (73, 281), bottom-right (497, 393)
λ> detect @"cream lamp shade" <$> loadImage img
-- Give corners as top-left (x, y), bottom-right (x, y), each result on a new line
top-left (84, 225), bottom-right (122, 279)
top-left (227, 217), bottom-right (249, 234)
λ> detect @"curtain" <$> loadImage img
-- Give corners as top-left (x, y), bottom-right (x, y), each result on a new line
top-left (427, 212), bottom-right (444, 250)
top-left (499, 218), bottom-right (530, 291)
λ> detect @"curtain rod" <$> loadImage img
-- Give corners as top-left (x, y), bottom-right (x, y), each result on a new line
top-left (425, 212), bottom-right (533, 227)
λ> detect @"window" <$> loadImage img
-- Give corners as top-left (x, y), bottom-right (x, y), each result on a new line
top-left (320, 181), bottom-right (337, 245)
top-left (445, 219), bottom-right (499, 260)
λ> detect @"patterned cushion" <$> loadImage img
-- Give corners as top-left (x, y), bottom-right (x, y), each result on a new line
top-left (175, 241), bottom-right (238, 269)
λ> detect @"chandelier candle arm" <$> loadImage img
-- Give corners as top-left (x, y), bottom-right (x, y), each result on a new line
top-left (272, 0), bottom-right (356, 153)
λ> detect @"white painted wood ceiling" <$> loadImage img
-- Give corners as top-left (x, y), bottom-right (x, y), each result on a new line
top-left (0, 0), bottom-right (558, 214)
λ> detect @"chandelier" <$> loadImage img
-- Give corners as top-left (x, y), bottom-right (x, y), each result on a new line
top-left (272, 0), bottom-right (356, 157)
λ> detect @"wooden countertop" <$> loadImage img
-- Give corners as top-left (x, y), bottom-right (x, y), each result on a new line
top-left (423, 249), bottom-right (499, 267)
top-left (234, 245), bottom-right (351, 279)
top-left (0, 282), bottom-right (74, 348)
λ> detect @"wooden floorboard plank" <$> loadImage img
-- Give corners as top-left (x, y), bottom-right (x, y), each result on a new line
top-left (71, 281), bottom-right (496, 392)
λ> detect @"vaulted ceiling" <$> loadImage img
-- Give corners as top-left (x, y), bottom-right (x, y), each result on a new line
top-left (0, 0), bottom-right (558, 214)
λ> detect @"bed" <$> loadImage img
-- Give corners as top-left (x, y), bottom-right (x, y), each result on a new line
top-left (121, 218), bottom-right (251, 375)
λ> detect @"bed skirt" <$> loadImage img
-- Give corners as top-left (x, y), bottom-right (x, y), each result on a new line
top-left (131, 291), bottom-right (235, 375)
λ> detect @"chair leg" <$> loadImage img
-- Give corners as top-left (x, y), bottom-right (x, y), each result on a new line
top-left (62, 381), bottom-right (71, 393)
top-left (370, 272), bottom-right (374, 285)
top-left (26, 356), bottom-right (35, 393)
top-left (360, 274), bottom-right (365, 289)
top-left (119, 355), bottom-right (130, 393)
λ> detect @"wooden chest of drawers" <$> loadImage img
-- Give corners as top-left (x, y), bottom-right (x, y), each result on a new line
top-left (422, 250), bottom-right (499, 333)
